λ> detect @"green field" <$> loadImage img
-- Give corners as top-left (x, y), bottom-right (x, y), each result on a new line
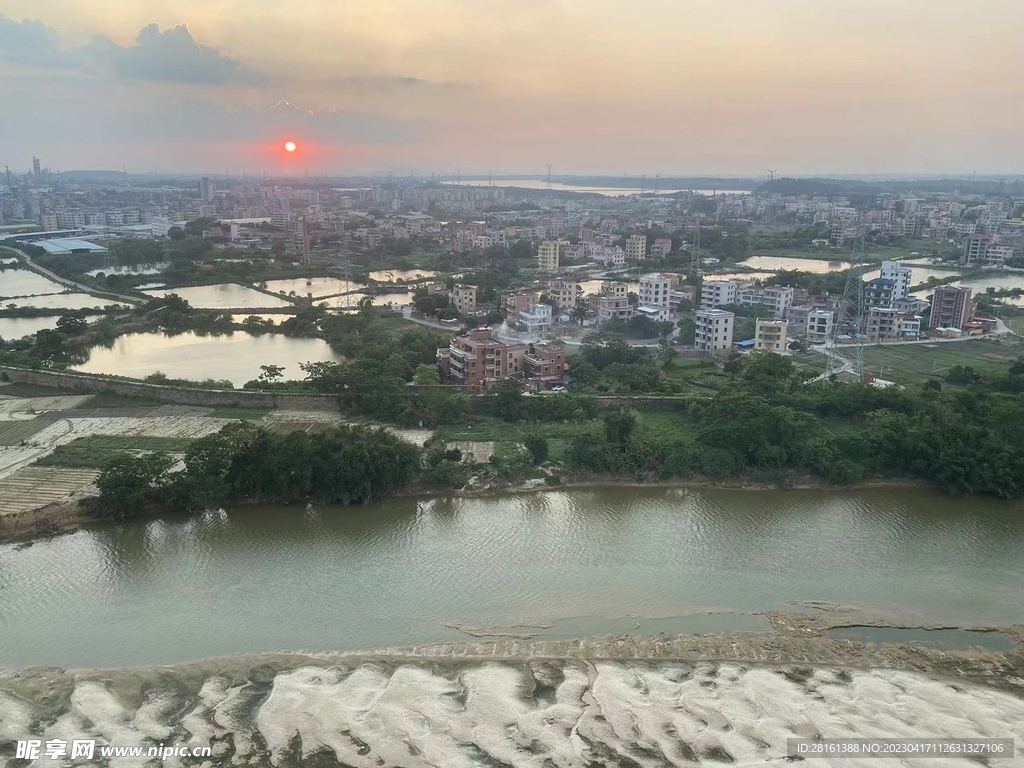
top-left (434, 405), bottom-right (696, 462)
top-left (799, 336), bottom-right (1024, 386)
top-left (37, 435), bottom-right (194, 468)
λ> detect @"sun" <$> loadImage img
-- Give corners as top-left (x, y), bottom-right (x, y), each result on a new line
top-left (284, 141), bottom-right (297, 153)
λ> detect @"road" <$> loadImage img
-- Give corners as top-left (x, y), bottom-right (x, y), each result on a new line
top-left (3, 246), bottom-right (141, 304)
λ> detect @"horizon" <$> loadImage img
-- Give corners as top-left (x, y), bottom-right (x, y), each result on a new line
top-left (2, 1), bottom-right (1023, 175)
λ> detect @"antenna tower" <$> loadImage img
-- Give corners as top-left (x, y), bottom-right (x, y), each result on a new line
top-left (546, 165), bottom-right (552, 189)
top-left (825, 233), bottom-right (866, 379)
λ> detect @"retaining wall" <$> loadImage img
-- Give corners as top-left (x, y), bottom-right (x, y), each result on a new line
top-left (0, 366), bottom-right (339, 411)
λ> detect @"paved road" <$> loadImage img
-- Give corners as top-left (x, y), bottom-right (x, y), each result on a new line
top-left (3, 246), bottom-right (141, 304)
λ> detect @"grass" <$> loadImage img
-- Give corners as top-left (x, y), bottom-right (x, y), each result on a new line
top-left (1006, 316), bottom-right (1024, 334)
top-left (798, 336), bottom-right (1024, 386)
top-left (37, 435), bottom-right (194, 468)
top-left (209, 406), bottom-right (272, 420)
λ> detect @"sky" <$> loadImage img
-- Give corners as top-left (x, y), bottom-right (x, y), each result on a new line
top-left (1, 0), bottom-right (1023, 177)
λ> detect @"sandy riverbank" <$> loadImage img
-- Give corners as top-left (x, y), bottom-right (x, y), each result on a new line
top-left (2, 623), bottom-right (1022, 767)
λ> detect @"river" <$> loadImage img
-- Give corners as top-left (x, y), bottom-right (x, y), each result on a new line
top-left (2, 486), bottom-right (1021, 669)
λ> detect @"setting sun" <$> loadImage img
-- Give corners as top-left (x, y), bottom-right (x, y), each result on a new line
top-left (284, 141), bottom-right (296, 153)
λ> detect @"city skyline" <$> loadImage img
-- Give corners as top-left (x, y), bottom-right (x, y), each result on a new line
top-left (2, 0), bottom-right (1023, 176)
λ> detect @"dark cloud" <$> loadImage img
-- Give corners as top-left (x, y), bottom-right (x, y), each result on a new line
top-left (84, 24), bottom-right (268, 86)
top-left (0, 17), bottom-right (267, 86)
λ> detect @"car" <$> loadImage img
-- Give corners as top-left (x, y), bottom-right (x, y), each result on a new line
top-left (551, 385), bottom-right (567, 393)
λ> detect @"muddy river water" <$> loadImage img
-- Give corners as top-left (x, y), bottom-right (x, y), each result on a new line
top-left (2, 486), bottom-right (1022, 668)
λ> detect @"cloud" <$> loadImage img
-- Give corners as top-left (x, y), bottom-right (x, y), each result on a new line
top-left (0, 16), bottom-right (267, 86)
top-left (0, 14), bottom-right (76, 68)
top-left (84, 23), bottom-right (268, 85)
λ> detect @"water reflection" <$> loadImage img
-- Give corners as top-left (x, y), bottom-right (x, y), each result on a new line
top-left (2, 487), bottom-right (1022, 667)
top-left (0, 269), bottom-right (65, 297)
top-left (143, 284), bottom-right (293, 309)
top-left (72, 330), bottom-right (343, 385)
top-left (0, 315), bottom-right (60, 339)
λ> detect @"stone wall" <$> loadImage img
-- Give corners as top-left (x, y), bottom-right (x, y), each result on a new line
top-left (0, 365), bottom-right (339, 411)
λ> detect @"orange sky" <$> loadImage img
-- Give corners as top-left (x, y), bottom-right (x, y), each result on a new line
top-left (2, 0), bottom-right (1023, 175)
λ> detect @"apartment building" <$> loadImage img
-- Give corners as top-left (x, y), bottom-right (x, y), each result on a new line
top-left (806, 309), bottom-right (834, 344)
top-left (437, 329), bottom-right (526, 386)
top-left (626, 234), bottom-right (648, 261)
top-left (638, 273), bottom-right (673, 309)
top-left (879, 261), bottom-right (912, 300)
top-left (928, 286), bottom-right (973, 330)
top-left (537, 240), bottom-right (566, 270)
top-left (864, 278), bottom-right (896, 309)
top-left (452, 284), bottom-right (477, 317)
top-left (650, 238), bottom-right (673, 258)
top-left (865, 307), bottom-right (899, 342)
top-left (701, 280), bottom-right (738, 308)
top-left (695, 309), bottom-right (735, 353)
top-left (754, 319), bottom-right (789, 353)
top-left (547, 278), bottom-right (580, 309)
top-left (738, 286), bottom-right (794, 318)
top-left (597, 295), bottom-right (633, 324)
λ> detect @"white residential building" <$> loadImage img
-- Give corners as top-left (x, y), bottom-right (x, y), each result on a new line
top-left (701, 280), bottom-right (738, 308)
top-left (738, 286), bottom-right (794, 318)
top-left (636, 304), bottom-right (670, 323)
top-left (518, 303), bottom-right (553, 336)
top-left (879, 261), bottom-right (912, 301)
top-left (695, 309), bottom-right (735, 353)
top-left (806, 309), bottom-right (834, 344)
top-left (626, 234), bottom-right (648, 261)
top-left (638, 273), bottom-right (672, 310)
top-left (754, 319), bottom-right (789, 353)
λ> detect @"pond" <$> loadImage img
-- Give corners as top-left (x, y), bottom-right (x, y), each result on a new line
top-left (261, 277), bottom-right (367, 299)
top-left (0, 269), bottom-right (65, 297)
top-left (71, 330), bottom-right (344, 386)
top-left (144, 284), bottom-right (294, 309)
top-left (367, 268), bottom-right (438, 282)
top-left (0, 315), bottom-right (60, 339)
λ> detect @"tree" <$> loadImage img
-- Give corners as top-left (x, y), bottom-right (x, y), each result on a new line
top-left (603, 409), bottom-right (638, 445)
top-left (257, 364), bottom-right (285, 384)
top-left (413, 364), bottom-right (441, 385)
top-left (523, 433), bottom-right (549, 464)
top-left (167, 226), bottom-right (186, 241)
top-left (487, 378), bottom-right (525, 422)
top-left (96, 453), bottom-right (174, 517)
top-left (657, 345), bottom-right (679, 370)
top-left (56, 311), bottom-right (88, 336)
top-left (270, 240), bottom-right (287, 258)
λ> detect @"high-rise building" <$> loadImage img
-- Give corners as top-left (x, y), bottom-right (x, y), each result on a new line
top-left (695, 309), bottom-right (734, 353)
top-left (928, 286), bottom-right (973, 330)
top-left (880, 261), bottom-right (912, 300)
top-left (32, 156), bottom-right (41, 180)
top-left (198, 177), bottom-right (214, 201)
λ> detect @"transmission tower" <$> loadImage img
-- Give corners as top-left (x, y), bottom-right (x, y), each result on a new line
top-left (546, 165), bottom-right (552, 189)
top-left (825, 233), bottom-right (866, 379)
top-left (688, 224), bottom-right (702, 279)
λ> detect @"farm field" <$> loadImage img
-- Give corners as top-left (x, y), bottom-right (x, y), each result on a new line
top-left (38, 435), bottom-right (194, 468)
